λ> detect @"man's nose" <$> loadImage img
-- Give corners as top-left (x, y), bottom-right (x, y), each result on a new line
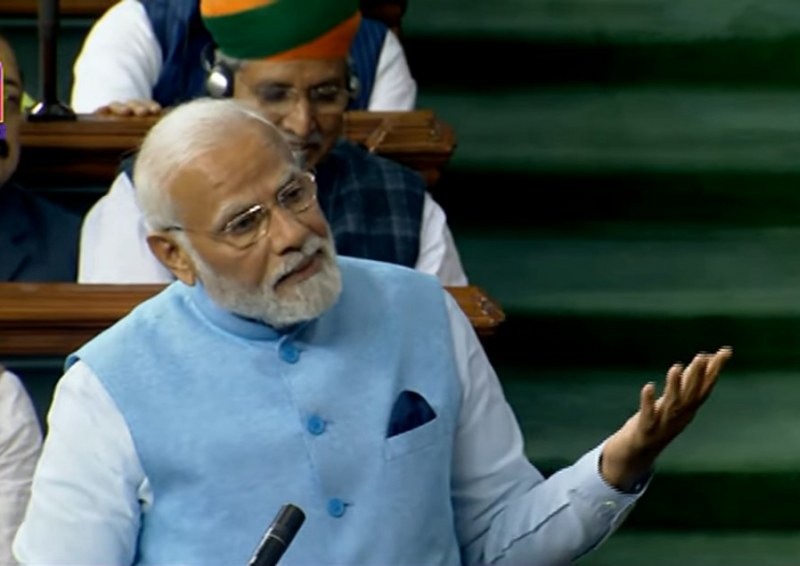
top-left (280, 97), bottom-right (315, 139)
top-left (267, 205), bottom-right (312, 254)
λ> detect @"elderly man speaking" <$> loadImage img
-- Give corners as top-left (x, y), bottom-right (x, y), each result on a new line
top-left (16, 98), bottom-right (731, 565)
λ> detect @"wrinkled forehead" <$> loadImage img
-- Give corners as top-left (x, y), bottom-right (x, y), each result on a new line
top-left (168, 130), bottom-right (296, 225)
top-left (234, 114), bottom-right (295, 161)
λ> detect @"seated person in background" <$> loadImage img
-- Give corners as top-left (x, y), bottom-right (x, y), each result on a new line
top-left (15, 97), bottom-right (731, 564)
top-left (0, 35), bottom-right (81, 282)
top-left (79, 0), bottom-right (466, 286)
top-left (70, 0), bottom-right (416, 115)
top-left (0, 367), bottom-right (42, 566)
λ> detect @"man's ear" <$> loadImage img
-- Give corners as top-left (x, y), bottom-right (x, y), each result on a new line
top-left (146, 233), bottom-right (197, 286)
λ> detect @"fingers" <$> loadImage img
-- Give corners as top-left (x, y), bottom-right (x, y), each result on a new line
top-left (111, 100), bottom-right (161, 116)
top-left (675, 346), bottom-right (732, 405)
top-left (698, 346), bottom-right (732, 400)
top-left (93, 99), bottom-right (162, 117)
top-left (681, 353), bottom-right (708, 402)
top-left (662, 362), bottom-right (684, 409)
top-left (138, 100), bottom-right (162, 116)
top-left (633, 347), bottom-right (732, 457)
top-left (639, 381), bottom-right (657, 431)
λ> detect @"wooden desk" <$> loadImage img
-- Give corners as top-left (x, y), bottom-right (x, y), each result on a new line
top-left (2, 0), bottom-right (114, 17)
top-left (0, 283), bottom-right (504, 356)
top-left (18, 110), bottom-right (456, 187)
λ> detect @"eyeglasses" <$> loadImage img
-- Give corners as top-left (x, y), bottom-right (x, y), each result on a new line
top-left (254, 83), bottom-right (349, 117)
top-left (165, 172), bottom-right (318, 249)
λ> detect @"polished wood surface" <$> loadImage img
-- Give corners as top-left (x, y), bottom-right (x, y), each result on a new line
top-left (18, 110), bottom-right (455, 187)
top-left (2, 0), bottom-right (114, 17)
top-left (447, 286), bottom-right (506, 338)
top-left (2, 0), bottom-right (407, 31)
top-left (0, 283), bottom-right (504, 356)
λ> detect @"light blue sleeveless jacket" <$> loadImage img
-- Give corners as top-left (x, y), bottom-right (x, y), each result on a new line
top-left (69, 257), bottom-right (463, 565)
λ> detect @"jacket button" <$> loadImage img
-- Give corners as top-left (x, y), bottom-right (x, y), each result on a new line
top-left (327, 498), bottom-right (346, 518)
top-left (307, 415), bottom-right (326, 436)
top-left (279, 342), bottom-right (299, 363)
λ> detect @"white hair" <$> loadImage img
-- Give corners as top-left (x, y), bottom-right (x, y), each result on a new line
top-left (133, 97), bottom-right (287, 231)
top-left (188, 232), bottom-right (342, 328)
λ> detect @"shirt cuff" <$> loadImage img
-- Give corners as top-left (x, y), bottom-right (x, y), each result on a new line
top-left (572, 441), bottom-right (652, 528)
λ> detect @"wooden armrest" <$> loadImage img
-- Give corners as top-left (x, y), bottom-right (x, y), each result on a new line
top-left (0, 283), bottom-right (504, 356)
top-left (446, 286), bottom-right (506, 337)
top-left (18, 110), bottom-right (455, 187)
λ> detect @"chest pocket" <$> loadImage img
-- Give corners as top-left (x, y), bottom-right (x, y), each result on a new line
top-left (383, 411), bottom-right (447, 461)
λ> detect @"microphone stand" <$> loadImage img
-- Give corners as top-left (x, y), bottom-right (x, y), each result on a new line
top-left (28, 0), bottom-right (76, 121)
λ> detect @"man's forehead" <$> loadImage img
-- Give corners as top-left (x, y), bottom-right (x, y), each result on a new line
top-left (171, 147), bottom-right (293, 208)
top-left (239, 58), bottom-right (346, 84)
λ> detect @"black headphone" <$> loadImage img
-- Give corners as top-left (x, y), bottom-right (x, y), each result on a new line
top-left (201, 43), bottom-right (361, 101)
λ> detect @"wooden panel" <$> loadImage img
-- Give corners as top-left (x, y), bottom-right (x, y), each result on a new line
top-left (2, 0), bottom-right (407, 32)
top-left (361, 0), bottom-right (408, 35)
top-left (17, 110), bottom-right (455, 187)
top-left (447, 286), bottom-right (506, 337)
top-left (0, 283), bottom-right (504, 356)
top-left (2, 0), bottom-right (115, 17)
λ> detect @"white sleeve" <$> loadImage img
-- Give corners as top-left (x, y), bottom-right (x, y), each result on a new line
top-left (445, 295), bottom-right (643, 565)
top-left (70, 0), bottom-right (163, 112)
top-left (78, 173), bottom-right (174, 284)
top-left (415, 193), bottom-right (468, 286)
top-left (13, 362), bottom-right (151, 565)
top-left (0, 371), bottom-right (41, 566)
top-left (367, 30), bottom-right (417, 111)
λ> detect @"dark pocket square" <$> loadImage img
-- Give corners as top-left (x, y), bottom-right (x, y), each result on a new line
top-left (387, 390), bottom-right (437, 438)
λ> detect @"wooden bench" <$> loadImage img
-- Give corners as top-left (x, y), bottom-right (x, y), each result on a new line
top-left (2, 0), bottom-right (109, 17)
top-left (18, 110), bottom-right (456, 188)
top-left (0, 283), bottom-right (505, 356)
top-left (1, 0), bottom-right (408, 34)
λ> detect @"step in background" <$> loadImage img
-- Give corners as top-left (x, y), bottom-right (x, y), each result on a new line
top-left (577, 530), bottom-right (800, 565)
top-left (501, 367), bottom-right (800, 529)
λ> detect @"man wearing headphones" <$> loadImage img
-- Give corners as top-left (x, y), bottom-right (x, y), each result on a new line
top-left (70, 0), bottom-right (416, 115)
top-left (78, 0), bottom-right (468, 286)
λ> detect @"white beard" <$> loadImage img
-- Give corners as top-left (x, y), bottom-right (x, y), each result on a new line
top-left (193, 234), bottom-right (342, 328)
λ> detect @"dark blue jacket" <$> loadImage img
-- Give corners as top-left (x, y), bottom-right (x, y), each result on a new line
top-left (0, 183), bottom-right (80, 281)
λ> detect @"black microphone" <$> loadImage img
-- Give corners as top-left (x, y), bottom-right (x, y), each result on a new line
top-left (29, 0), bottom-right (76, 121)
top-left (247, 503), bottom-right (306, 566)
